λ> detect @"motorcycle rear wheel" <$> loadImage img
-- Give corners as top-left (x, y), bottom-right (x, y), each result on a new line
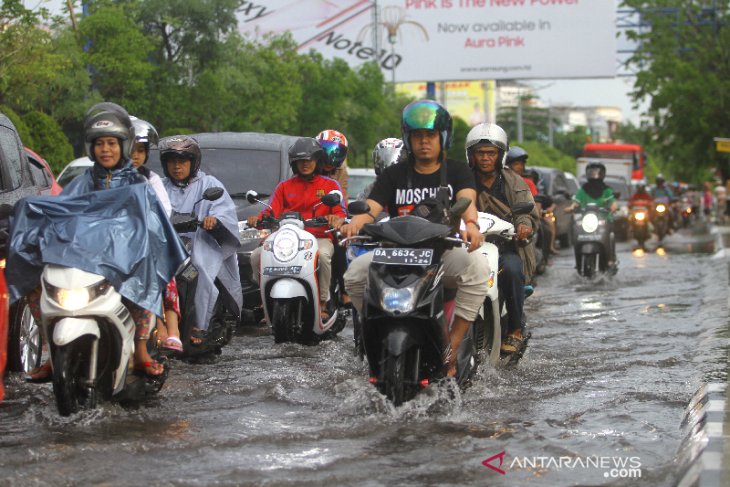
top-left (52, 337), bottom-right (96, 416)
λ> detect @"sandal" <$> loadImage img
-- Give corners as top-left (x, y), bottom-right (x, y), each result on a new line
top-left (162, 336), bottom-right (183, 352)
top-left (190, 328), bottom-right (205, 346)
top-left (26, 360), bottom-right (53, 383)
top-left (134, 359), bottom-right (165, 377)
top-left (500, 333), bottom-right (525, 354)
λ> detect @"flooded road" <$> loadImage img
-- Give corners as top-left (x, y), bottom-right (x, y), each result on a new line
top-left (1, 229), bottom-right (728, 486)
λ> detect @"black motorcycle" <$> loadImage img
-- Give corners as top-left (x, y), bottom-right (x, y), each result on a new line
top-left (652, 201), bottom-right (670, 243)
top-left (169, 187), bottom-right (240, 359)
top-left (573, 203), bottom-right (616, 278)
top-left (347, 198), bottom-right (480, 406)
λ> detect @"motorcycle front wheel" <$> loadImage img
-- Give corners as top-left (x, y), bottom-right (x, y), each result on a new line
top-left (52, 336), bottom-right (96, 416)
top-left (272, 298), bottom-right (303, 343)
top-left (382, 349), bottom-right (419, 407)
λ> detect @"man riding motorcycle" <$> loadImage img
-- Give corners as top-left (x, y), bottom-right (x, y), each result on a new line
top-left (340, 99), bottom-right (488, 378)
top-left (468, 124), bottom-right (539, 355)
top-left (248, 137), bottom-right (347, 321)
top-left (567, 162), bottom-right (618, 268)
top-left (651, 174), bottom-right (676, 230)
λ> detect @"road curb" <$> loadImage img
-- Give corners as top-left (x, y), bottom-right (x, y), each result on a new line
top-left (676, 225), bottom-right (729, 487)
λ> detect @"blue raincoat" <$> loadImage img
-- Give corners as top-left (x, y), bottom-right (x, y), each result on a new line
top-left (7, 177), bottom-right (188, 317)
top-left (164, 172), bottom-right (242, 330)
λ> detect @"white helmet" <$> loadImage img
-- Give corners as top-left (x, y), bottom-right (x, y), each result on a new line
top-left (372, 138), bottom-right (405, 175)
top-left (464, 123), bottom-right (509, 170)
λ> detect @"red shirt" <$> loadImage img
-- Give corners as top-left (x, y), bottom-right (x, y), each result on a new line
top-left (522, 177), bottom-right (538, 197)
top-left (259, 174), bottom-right (346, 239)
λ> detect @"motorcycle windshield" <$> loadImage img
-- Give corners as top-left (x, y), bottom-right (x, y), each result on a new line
top-left (7, 184), bottom-right (188, 316)
top-left (363, 215), bottom-right (452, 246)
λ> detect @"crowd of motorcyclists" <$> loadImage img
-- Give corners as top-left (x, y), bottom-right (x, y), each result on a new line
top-left (3, 97), bottom-right (717, 411)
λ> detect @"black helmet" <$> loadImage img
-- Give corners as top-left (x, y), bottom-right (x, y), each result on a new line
top-left (159, 135), bottom-right (202, 181)
top-left (585, 162), bottom-right (606, 181)
top-left (84, 102), bottom-right (135, 163)
top-left (401, 99), bottom-right (453, 156)
top-left (506, 146), bottom-right (528, 167)
top-left (288, 137), bottom-right (325, 174)
top-left (656, 173), bottom-right (665, 185)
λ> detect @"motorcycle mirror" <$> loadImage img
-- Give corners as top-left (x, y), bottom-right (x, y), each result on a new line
top-left (511, 201), bottom-right (535, 216)
top-left (245, 190), bottom-right (259, 204)
top-left (203, 187), bottom-right (225, 201)
top-left (448, 197), bottom-right (472, 220)
top-left (614, 192), bottom-right (621, 199)
top-left (321, 190), bottom-right (342, 207)
top-left (347, 200), bottom-right (370, 216)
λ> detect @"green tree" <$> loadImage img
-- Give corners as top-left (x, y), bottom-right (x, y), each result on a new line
top-left (22, 111), bottom-right (74, 173)
top-left (623, 0), bottom-right (730, 182)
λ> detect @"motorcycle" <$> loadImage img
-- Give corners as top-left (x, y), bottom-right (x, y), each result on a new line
top-left (629, 204), bottom-right (651, 249)
top-left (532, 194), bottom-right (553, 276)
top-left (247, 190), bottom-right (347, 344)
top-left (653, 201), bottom-right (670, 243)
top-left (345, 198), bottom-right (480, 406)
top-left (573, 203), bottom-right (616, 279)
top-left (472, 202), bottom-right (535, 367)
top-left (679, 198), bottom-right (694, 228)
top-left (170, 187), bottom-right (241, 359)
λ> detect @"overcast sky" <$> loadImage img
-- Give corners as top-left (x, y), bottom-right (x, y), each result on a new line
top-left (33, 0), bottom-right (647, 125)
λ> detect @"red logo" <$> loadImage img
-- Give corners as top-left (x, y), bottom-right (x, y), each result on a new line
top-left (482, 451), bottom-right (507, 475)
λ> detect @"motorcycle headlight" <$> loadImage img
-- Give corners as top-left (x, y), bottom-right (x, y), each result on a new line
top-left (581, 213), bottom-right (599, 233)
top-left (272, 228), bottom-right (299, 262)
top-left (656, 204), bottom-right (667, 213)
top-left (44, 279), bottom-right (112, 311)
top-left (381, 287), bottom-right (416, 315)
top-left (634, 211), bottom-right (646, 222)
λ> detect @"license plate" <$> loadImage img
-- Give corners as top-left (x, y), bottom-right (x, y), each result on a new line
top-left (263, 266), bottom-right (302, 276)
top-left (372, 248), bottom-right (433, 265)
top-left (576, 234), bottom-right (596, 241)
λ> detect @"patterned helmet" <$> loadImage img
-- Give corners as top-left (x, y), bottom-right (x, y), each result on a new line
top-left (372, 138), bottom-right (405, 175)
top-left (315, 129), bottom-right (348, 169)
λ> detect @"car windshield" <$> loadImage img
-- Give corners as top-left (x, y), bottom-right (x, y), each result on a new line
top-left (348, 173), bottom-right (376, 200)
top-left (149, 148), bottom-right (282, 196)
top-left (57, 165), bottom-right (90, 187)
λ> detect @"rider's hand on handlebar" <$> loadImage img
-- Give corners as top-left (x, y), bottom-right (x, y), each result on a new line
top-left (516, 223), bottom-right (532, 241)
top-left (246, 215), bottom-right (259, 228)
top-left (202, 216), bottom-right (218, 231)
top-left (460, 222), bottom-right (484, 252)
top-left (339, 221), bottom-right (360, 240)
top-left (326, 214), bottom-right (345, 229)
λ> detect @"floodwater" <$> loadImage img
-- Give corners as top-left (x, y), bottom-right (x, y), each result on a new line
top-left (1, 226), bottom-right (727, 486)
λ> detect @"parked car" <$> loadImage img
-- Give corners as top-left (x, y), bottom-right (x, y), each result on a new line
top-left (24, 148), bottom-right (62, 195)
top-left (57, 157), bottom-right (92, 187)
top-left (579, 174), bottom-right (631, 241)
top-left (564, 171), bottom-right (579, 197)
top-left (529, 165), bottom-right (575, 248)
top-left (0, 267), bottom-right (7, 401)
top-left (148, 132), bottom-right (298, 324)
top-left (0, 113), bottom-right (52, 374)
top-left (347, 167), bottom-right (376, 202)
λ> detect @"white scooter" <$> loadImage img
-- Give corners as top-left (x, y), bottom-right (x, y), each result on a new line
top-left (471, 202), bottom-right (535, 366)
top-left (246, 190), bottom-right (346, 344)
top-left (40, 264), bottom-right (167, 416)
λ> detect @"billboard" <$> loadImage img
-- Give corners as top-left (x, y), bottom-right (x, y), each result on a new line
top-left (237, 1), bottom-right (616, 82)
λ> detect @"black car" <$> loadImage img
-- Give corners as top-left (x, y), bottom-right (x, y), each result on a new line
top-left (1, 113), bottom-right (56, 374)
top-left (529, 165), bottom-right (575, 248)
top-left (148, 132), bottom-right (298, 323)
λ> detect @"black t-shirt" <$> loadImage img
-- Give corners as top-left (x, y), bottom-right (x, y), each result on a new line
top-left (368, 159), bottom-right (476, 218)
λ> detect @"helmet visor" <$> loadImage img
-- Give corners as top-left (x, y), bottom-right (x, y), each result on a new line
top-left (319, 140), bottom-right (347, 167)
top-left (586, 167), bottom-right (602, 180)
top-left (402, 100), bottom-right (443, 130)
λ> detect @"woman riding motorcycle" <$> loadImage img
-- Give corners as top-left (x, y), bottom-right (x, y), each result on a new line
top-left (161, 135), bottom-right (242, 342)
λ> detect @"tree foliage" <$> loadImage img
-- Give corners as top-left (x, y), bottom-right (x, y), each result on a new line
top-left (622, 0), bottom-right (730, 182)
top-left (22, 111), bottom-right (74, 174)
